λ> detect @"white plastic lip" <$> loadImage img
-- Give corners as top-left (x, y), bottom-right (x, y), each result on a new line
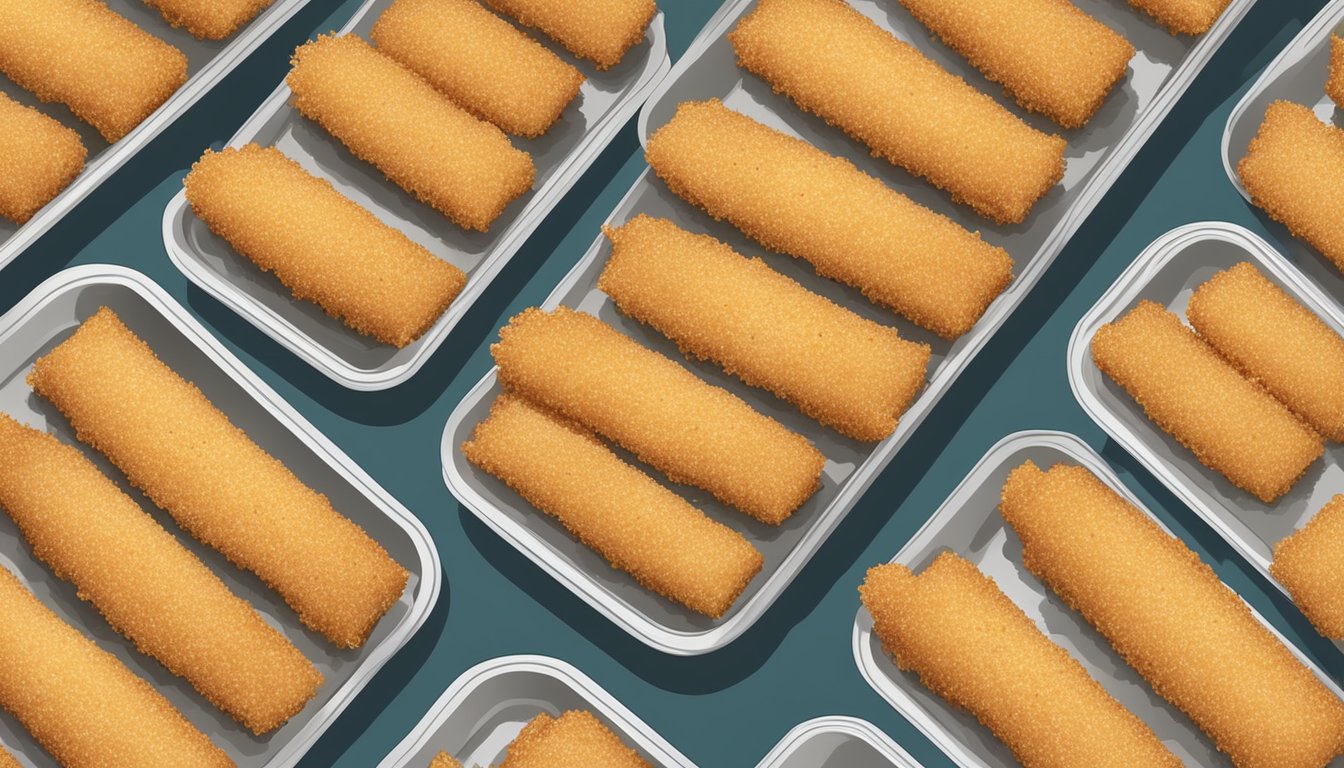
top-left (753, 716), bottom-right (919, 768)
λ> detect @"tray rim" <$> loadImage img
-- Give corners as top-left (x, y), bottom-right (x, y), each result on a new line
top-left (752, 715), bottom-right (919, 768)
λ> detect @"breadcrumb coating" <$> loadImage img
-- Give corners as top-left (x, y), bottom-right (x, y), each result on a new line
top-left (482, 0), bottom-right (655, 70)
top-left (1128, 0), bottom-right (1231, 35)
top-left (184, 144), bottom-right (465, 348)
top-left (859, 553), bottom-right (1180, 768)
top-left (287, 35), bottom-right (534, 232)
top-left (1187, 262), bottom-right (1344, 442)
top-left (429, 752), bottom-right (462, 768)
top-left (28, 308), bottom-right (409, 649)
top-left (0, 0), bottom-right (187, 142)
top-left (141, 0), bottom-right (274, 40)
top-left (1001, 460), bottom-right (1344, 768)
top-left (1330, 35), bottom-right (1344, 110)
top-left (1273, 495), bottom-right (1344, 639)
top-left (372, 0), bottom-right (584, 138)
top-left (599, 216), bottom-right (930, 441)
top-left (463, 395), bottom-right (763, 618)
top-left (1239, 101), bottom-right (1344, 274)
top-left (896, 0), bottom-right (1133, 130)
top-left (645, 99), bottom-right (1013, 339)
top-left (491, 307), bottom-right (824, 525)
top-left (1091, 300), bottom-right (1322, 503)
top-left (501, 710), bottom-right (650, 768)
top-left (729, 0), bottom-right (1065, 224)
top-left (0, 566), bottom-right (233, 768)
top-left (0, 415), bottom-right (322, 735)
top-left (0, 92), bottom-right (86, 224)
top-left (0, 747), bottom-right (16, 768)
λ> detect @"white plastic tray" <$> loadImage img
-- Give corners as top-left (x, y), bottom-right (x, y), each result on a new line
top-left (375, 655), bottom-right (695, 768)
top-left (0, 0), bottom-right (312, 273)
top-left (0, 265), bottom-right (440, 768)
top-left (162, 0), bottom-right (671, 390)
top-left (1068, 221), bottom-right (1344, 650)
top-left (851, 430), bottom-right (1344, 768)
top-left (440, 0), bottom-right (1256, 656)
top-left (753, 717), bottom-right (919, 768)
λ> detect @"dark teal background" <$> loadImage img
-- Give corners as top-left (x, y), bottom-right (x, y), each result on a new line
top-left (2, 1), bottom-right (1340, 765)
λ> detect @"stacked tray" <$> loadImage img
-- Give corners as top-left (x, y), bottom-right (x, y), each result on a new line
top-left (754, 717), bottom-right (917, 768)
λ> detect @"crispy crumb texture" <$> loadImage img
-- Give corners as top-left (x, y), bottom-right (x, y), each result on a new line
top-left (0, 92), bottom-right (86, 224)
top-left (1128, 0), bottom-right (1232, 35)
top-left (1274, 495), bottom-right (1344, 639)
top-left (142, 0), bottom-right (274, 39)
top-left (1330, 35), bottom-right (1344, 109)
top-left (500, 710), bottom-right (651, 768)
top-left (483, 0), bottom-right (656, 70)
top-left (429, 752), bottom-right (463, 768)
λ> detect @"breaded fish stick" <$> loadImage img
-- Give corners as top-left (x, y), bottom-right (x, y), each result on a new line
top-left (1330, 35), bottom-right (1344, 110)
top-left (463, 395), bottom-right (763, 618)
top-left (29, 308), bottom-right (408, 649)
top-left (1001, 461), bottom-right (1344, 768)
top-left (142, 0), bottom-right (274, 40)
top-left (429, 752), bottom-right (462, 768)
top-left (184, 145), bottom-right (466, 348)
top-left (483, 0), bottom-right (656, 70)
top-left (729, 0), bottom-right (1065, 225)
top-left (0, 747), bottom-right (17, 768)
top-left (859, 553), bottom-right (1179, 768)
top-left (492, 307), bottom-right (824, 525)
top-left (1128, 0), bottom-right (1232, 35)
top-left (1273, 495), bottom-right (1344, 639)
top-left (0, 566), bottom-right (233, 768)
top-left (501, 710), bottom-right (650, 768)
top-left (0, 93), bottom-right (86, 224)
top-left (0, 0), bottom-right (186, 142)
top-left (1187, 262), bottom-right (1344, 442)
top-left (895, 0), bottom-right (1133, 129)
top-left (0, 415), bottom-right (322, 734)
top-left (1091, 300), bottom-right (1322, 502)
top-left (372, 0), bottom-right (584, 138)
top-left (287, 35), bottom-right (534, 232)
top-left (599, 216), bottom-right (930, 441)
top-left (645, 100), bottom-right (1012, 339)
top-left (1238, 101), bottom-right (1344, 274)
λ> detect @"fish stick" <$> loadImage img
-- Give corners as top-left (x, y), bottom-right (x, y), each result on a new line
top-left (429, 752), bottom-right (462, 768)
top-left (184, 144), bottom-right (466, 348)
top-left (501, 711), bottom-right (650, 768)
top-left (860, 552), bottom-right (1179, 768)
top-left (372, 0), bottom-right (584, 138)
top-left (1128, 0), bottom-right (1232, 35)
top-left (1091, 300), bottom-right (1322, 502)
top-left (895, 0), bottom-right (1133, 129)
top-left (1331, 35), bottom-right (1344, 110)
top-left (287, 35), bottom-right (534, 232)
top-left (463, 395), bottom-right (763, 618)
top-left (0, 0), bottom-right (187, 142)
top-left (28, 308), bottom-right (408, 649)
top-left (1273, 495), bottom-right (1344, 639)
top-left (645, 99), bottom-right (1013, 339)
top-left (729, 0), bottom-right (1065, 225)
top-left (0, 747), bottom-right (16, 768)
top-left (141, 0), bottom-right (274, 39)
top-left (482, 0), bottom-right (655, 70)
top-left (492, 307), bottom-right (824, 525)
top-left (0, 414), bottom-right (322, 734)
top-left (0, 92), bottom-right (86, 224)
top-left (1238, 101), bottom-right (1344, 274)
top-left (0, 566), bottom-right (233, 768)
top-left (599, 216), bottom-right (930, 441)
top-left (1000, 460), bottom-right (1344, 768)
top-left (1187, 262), bottom-right (1344, 442)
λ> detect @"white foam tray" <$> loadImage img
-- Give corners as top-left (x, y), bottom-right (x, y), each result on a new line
top-left (754, 716), bottom-right (919, 768)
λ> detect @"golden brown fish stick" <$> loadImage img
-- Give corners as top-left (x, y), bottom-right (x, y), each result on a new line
top-left (28, 308), bottom-right (408, 649)
top-left (429, 751), bottom-right (462, 768)
top-left (599, 216), bottom-right (930, 441)
top-left (142, 0), bottom-right (274, 39)
top-left (463, 395), bottom-right (763, 618)
top-left (501, 710), bottom-right (650, 768)
top-left (287, 35), bottom-right (534, 232)
top-left (482, 0), bottom-right (655, 70)
top-left (1091, 300), bottom-right (1322, 502)
top-left (0, 566), bottom-right (233, 768)
top-left (0, 0), bottom-right (186, 142)
top-left (729, 0), bottom-right (1065, 225)
top-left (0, 92), bottom-right (86, 224)
top-left (1000, 461), bottom-right (1344, 768)
top-left (1239, 101), bottom-right (1344, 274)
top-left (184, 145), bottom-right (466, 348)
top-left (1187, 262), bottom-right (1344, 442)
top-left (1273, 495), bottom-right (1344, 639)
top-left (372, 0), bottom-right (584, 138)
top-left (492, 307), bottom-right (824, 525)
top-left (0, 415), bottom-right (322, 735)
top-left (0, 747), bottom-right (17, 768)
top-left (896, 0), bottom-right (1133, 129)
top-left (1330, 35), bottom-right (1344, 110)
top-left (859, 552), bottom-right (1179, 768)
top-left (645, 99), bottom-right (1013, 339)
top-left (1128, 0), bottom-right (1231, 35)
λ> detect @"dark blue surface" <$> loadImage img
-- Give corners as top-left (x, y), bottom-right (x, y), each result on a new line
top-left (1, 1), bottom-right (1338, 766)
